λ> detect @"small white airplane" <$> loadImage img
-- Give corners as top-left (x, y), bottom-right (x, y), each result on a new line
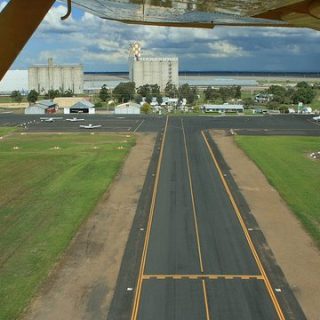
top-left (312, 115), bottom-right (320, 121)
top-left (80, 124), bottom-right (102, 129)
top-left (40, 117), bottom-right (63, 122)
top-left (66, 117), bottom-right (85, 122)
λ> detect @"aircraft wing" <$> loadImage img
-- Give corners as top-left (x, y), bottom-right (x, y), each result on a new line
top-left (60, 0), bottom-right (320, 30)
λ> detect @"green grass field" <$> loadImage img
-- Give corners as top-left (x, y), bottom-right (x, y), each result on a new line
top-left (0, 127), bottom-right (18, 136)
top-left (0, 131), bottom-right (135, 320)
top-left (235, 136), bottom-right (320, 247)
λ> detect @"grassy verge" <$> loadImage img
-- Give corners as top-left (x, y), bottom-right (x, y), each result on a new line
top-left (0, 132), bottom-right (135, 320)
top-left (311, 89), bottom-right (320, 110)
top-left (235, 136), bottom-right (320, 247)
top-left (0, 127), bottom-right (18, 136)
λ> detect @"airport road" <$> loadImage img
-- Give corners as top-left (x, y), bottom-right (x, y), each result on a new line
top-left (128, 116), bottom-right (309, 320)
top-left (1, 113), bottom-right (320, 135)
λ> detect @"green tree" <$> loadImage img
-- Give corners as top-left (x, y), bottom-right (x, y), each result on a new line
top-left (266, 101), bottom-right (279, 110)
top-left (145, 94), bottom-right (152, 104)
top-left (45, 89), bottom-right (60, 99)
top-left (296, 81), bottom-right (311, 89)
top-left (235, 86), bottom-right (241, 99)
top-left (178, 84), bottom-right (198, 104)
top-left (150, 84), bottom-right (160, 96)
top-left (134, 94), bottom-right (143, 104)
top-left (156, 95), bottom-right (163, 105)
top-left (94, 102), bottom-right (103, 108)
top-left (62, 89), bottom-right (73, 97)
top-left (99, 84), bottom-right (110, 102)
top-left (219, 87), bottom-right (229, 102)
top-left (10, 90), bottom-right (22, 103)
top-left (113, 82), bottom-right (135, 103)
top-left (293, 82), bottom-right (316, 104)
top-left (293, 87), bottom-right (316, 104)
top-left (267, 85), bottom-right (287, 104)
top-left (165, 81), bottom-right (178, 98)
top-left (141, 102), bottom-right (152, 114)
top-left (193, 105), bottom-right (200, 113)
top-left (137, 84), bottom-right (160, 97)
top-left (137, 85), bottom-right (151, 97)
top-left (27, 90), bottom-right (39, 103)
top-left (242, 97), bottom-right (254, 108)
top-left (204, 86), bottom-right (220, 102)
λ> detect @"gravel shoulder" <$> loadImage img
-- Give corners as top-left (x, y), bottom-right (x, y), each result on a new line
top-left (210, 130), bottom-right (320, 320)
top-left (22, 133), bottom-right (156, 320)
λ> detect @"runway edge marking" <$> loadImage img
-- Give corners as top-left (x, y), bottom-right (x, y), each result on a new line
top-left (201, 130), bottom-right (285, 320)
top-left (130, 116), bottom-right (169, 320)
top-left (182, 120), bottom-right (210, 320)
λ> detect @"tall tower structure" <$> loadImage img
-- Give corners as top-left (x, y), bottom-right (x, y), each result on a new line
top-left (128, 42), bottom-right (179, 92)
top-left (128, 42), bottom-right (141, 82)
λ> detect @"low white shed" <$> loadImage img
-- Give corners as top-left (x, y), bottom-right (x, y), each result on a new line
top-left (114, 102), bottom-right (141, 115)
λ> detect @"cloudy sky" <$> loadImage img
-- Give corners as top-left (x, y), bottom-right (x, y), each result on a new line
top-left (1, 0), bottom-right (320, 72)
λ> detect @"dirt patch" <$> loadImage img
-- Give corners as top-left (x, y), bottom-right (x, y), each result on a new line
top-left (22, 133), bottom-right (156, 320)
top-left (210, 130), bottom-right (320, 320)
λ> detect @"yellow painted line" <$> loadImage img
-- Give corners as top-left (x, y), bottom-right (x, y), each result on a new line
top-left (142, 274), bottom-right (264, 280)
top-left (130, 116), bottom-right (169, 320)
top-left (202, 280), bottom-right (211, 320)
top-left (201, 131), bottom-right (285, 320)
top-left (181, 120), bottom-right (210, 320)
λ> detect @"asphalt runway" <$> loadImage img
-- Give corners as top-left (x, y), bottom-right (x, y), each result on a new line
top-left (1, 113), bottom-right (319, 319)
top-left (131, 117), bottom-right (299, 320)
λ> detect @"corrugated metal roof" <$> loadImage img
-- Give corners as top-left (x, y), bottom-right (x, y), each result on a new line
top-left (37, 100), bottom-right (56, 108)
top-left (71, 100), bottom-right (94, 109)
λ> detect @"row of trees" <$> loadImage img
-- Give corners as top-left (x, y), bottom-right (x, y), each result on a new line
top-left (202, 81), bottom-right (317, 109)
top-left (10, 90), bottom-right (39, 103)
top-left (203, 86), bottom-right (241, 103)
top-left (266, 82), bottom-right (316, 105)
top-left (10, 88), bottom-right (74, 104)
top-left (98, 81), bottom-right (199, 105)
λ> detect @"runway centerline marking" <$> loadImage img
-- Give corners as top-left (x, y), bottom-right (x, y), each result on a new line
top-left (130, 116), bottom-right (169, 320)
top-left (181, 119), bottom-right (210, 320)
top-left (181, 119), bottom-right (205, 273)
top-left (201, 131), bottom-right (285, 320)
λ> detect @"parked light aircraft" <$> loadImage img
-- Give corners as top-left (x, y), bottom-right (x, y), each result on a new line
top-left (1, 0), bottom-right (320, 81)
top-left (40, 117), bottom-right (63, 122)
top-left (80, 124), bottom-right (102, 129)
top-left (66, 117), bottom-right (85, 122)
top-left (313, 115), bottom-right (320, 121)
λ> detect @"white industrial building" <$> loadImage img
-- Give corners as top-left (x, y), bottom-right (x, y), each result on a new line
top-left (114, 102), bottom-right (141, 115)
top-left (29, 58), bottom-right (83, 94)
top-left (128, 42), bottom-right (178, 91)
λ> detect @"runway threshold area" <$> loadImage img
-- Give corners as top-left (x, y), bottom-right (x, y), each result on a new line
top-left (131, 117), bottom-right (289, 320)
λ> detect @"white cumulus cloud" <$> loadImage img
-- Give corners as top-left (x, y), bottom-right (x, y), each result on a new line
top-left (208, 41), bottom-right (249, 58)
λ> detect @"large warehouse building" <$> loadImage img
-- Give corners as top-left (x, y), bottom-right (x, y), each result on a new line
top-left (28, 58), bottom-right (83, 94)
top-left (128, 42), bottom-right (179, 91)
